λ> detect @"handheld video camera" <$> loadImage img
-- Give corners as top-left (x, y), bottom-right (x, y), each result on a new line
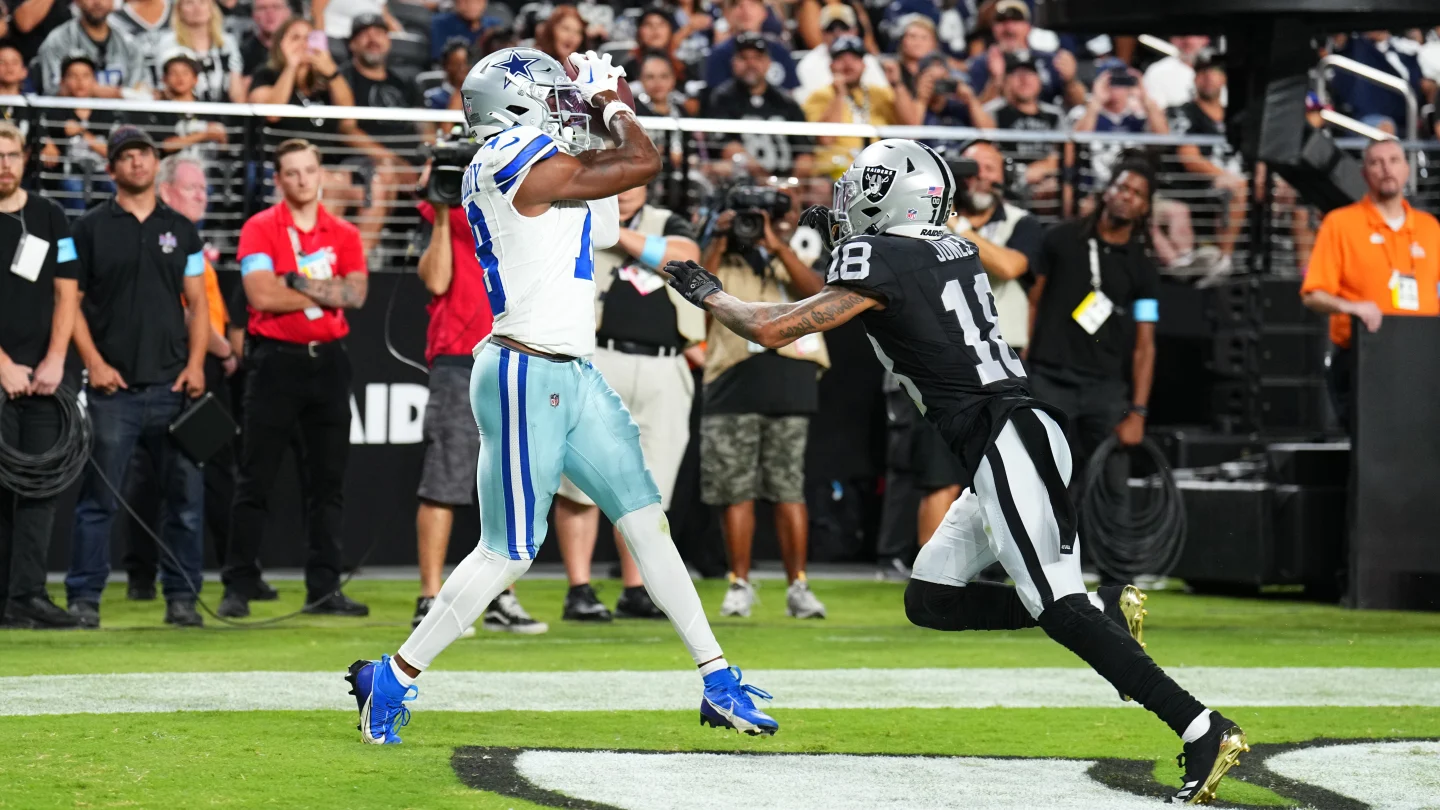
top-left (421, 130), bottom-right (482, 207)
top-left (724, 186), bottom-right (793, 248)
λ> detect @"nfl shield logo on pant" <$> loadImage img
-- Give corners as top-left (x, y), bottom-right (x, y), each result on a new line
top-left (550, 393), bottom-right (560, 408)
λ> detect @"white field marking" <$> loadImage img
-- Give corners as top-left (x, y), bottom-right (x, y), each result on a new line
top-left (515, 750), bottom-right (1164, 810)
top-left (1265, 741), bottom-right (1440, 808)
top-left (3, 667), bottom-right (1438, 717)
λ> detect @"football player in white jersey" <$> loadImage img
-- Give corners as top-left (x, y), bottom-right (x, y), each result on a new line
top-left (344, 47), bottom-right (779, 745)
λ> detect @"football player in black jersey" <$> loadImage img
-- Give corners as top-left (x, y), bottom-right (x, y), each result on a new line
top-left (666, 139), bottom-right (1248, 804)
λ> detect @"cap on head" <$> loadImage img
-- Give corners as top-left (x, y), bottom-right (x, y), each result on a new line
top-left (733, 31), bottom-right (769, 55)
top-left (994, 0), bottom-right (1029, 22)
top-left (1004, 52), bottom-right (1038, 74)
top-left (639, 5), bottom-right (675, 29)
top-left (818, 3), bottom-right (857, 31)
top-left (107, 126), bottom-right (157, 165)
top-left (829, 35), bottom-right (866, 59)
top-left (349, 13), bottom-right (388, 40)
top-left (1194, 51), bottom-right (1225, 73)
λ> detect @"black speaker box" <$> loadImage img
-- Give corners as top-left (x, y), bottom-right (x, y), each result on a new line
top-left (1211, 327), bottom-right (1329, 378)
top-left (1213, 377), bottom-right (1329, 431)
top-left (1266, 442), bottom-right (1350, 487)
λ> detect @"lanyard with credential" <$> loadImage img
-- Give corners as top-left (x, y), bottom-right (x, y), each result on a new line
top-left (5, 207), bottom-right (27, 274)
top-left (287, 226), bottom-right (305, 269)
top-left (1087, 239), bottom-right (1103, 292)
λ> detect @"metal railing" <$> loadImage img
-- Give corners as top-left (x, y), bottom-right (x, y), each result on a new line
top-left (9, 94), bottom-right (1438, 280)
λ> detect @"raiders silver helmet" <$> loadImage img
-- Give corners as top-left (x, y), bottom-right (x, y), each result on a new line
top-left (832, 139), bottom-right (956, 240)
top-left (459, 47), bottom-right (592, 151)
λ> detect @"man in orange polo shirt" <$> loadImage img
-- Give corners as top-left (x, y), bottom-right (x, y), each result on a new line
top-left (1301, 138), bottom-right (1440, 429)
top-left (220, 138), bottom-right (371, 619)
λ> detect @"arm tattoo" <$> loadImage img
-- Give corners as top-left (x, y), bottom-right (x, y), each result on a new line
top-left (290, 274), bottom-right (368, 309)
top-left (707, 288), bottom-right (873, 346)
top-left (774, 291), bottom-right (870, 340)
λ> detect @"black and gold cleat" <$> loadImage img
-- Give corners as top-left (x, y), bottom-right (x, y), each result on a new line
top-left (1172, 714), bottom-right (1249, 805)
top-left (1099, 584), bottom-right (1150, 701)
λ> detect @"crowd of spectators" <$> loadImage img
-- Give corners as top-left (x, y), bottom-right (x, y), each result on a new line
top-left (0, 0), bottom-right (1429, 275)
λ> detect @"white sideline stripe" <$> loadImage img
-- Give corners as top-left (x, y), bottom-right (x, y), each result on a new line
top-left (4, 667), bottom-right (1435, 716)
top-left (3, 667), bottom-right (1437, 717)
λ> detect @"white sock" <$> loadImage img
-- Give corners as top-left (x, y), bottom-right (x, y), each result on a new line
top-left (1181, 709), bottom-right (1213, 743)
top-left (387, 655), bottom-right (416, 688)
top-left (1087, 591), bottom-right (1104, 611)
top-left (398, 544), bottom-right (531, 670)
top-left (616, 502), bottom-right (724, 666)
top-left (698, 658), bottom-right (730, 678)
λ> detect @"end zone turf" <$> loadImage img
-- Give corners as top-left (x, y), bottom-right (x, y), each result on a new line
top-left (3, 579), bottom-right (1437, 808)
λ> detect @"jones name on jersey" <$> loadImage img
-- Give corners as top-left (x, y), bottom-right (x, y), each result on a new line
top-left (461, 124), bottom-right (620, 358)
top-left (825, 231), bottom-right (1057, 484)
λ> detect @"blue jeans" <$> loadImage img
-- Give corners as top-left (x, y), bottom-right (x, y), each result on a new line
top-left (66, 386), bottom-right (204, 604)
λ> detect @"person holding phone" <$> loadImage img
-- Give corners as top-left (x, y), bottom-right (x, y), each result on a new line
top-left (1071, 67), bottom-right (1168, 196)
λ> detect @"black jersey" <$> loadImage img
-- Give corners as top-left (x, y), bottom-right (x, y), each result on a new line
top-left (826, 231), bottom-right (1058, 485)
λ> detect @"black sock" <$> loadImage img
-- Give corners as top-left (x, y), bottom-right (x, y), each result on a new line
top-left (1037, 593), bottom-right (1206, 736)
top-left (904, 579), bottom-right (1040, 631)
top-left (623, 585), bottom-right (646, 597)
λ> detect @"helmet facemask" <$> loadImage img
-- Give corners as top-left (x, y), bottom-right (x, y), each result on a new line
top-left (501, 72), bottom-right (594, 154)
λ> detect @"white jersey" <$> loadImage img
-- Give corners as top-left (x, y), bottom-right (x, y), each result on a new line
top-left (462, 125), bottom-right (619, 357)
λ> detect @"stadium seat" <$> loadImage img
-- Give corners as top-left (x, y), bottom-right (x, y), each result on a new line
top-left (389, 32), bottom-right (432, 70)
top-left (389, 1), bottom-right (435, 37)
top-left (598, 40), bottom-right (635, 63)
top-left (414, 69), bottom-right (446, 95)
top-left (487, 1), bottom-right (515, 30)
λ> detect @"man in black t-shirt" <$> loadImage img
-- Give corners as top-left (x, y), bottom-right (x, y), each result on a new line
top-left (981, 54), bottom-right (1067, 195)
top-left (0, 120), bottom-right (82, 629)
top-left (701, 33), bottom-right (813, 180)
top-left (1167, 54), bottom-right (1244, 272)
top-left (338, 14), bottom-right (425, 253)
top-left (697, 196), bottom-right (829, 621)
top-left (1027, 162), bottom-right (1159, 531)
top-left (552, 183), bottom-right (705, 622)
top-left (240, 0), bottom-right (292, 76)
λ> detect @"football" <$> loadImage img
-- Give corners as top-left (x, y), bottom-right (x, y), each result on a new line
top-left (563, 58), bottom-right (636, 113)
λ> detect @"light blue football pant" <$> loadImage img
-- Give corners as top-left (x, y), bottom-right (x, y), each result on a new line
top-left (399, 338), bottom-right (722, 671)
top-left (471, 339), bottom-right (662, 561)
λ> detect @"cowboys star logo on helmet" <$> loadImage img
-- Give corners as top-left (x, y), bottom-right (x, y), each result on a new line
top-left (495, 51), bottom-right (540, 82)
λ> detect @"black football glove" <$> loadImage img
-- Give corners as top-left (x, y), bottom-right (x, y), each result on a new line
top-left (664, 260), bottom-right (723, 307)
top-left (799, 204), bottom-right (838, 254)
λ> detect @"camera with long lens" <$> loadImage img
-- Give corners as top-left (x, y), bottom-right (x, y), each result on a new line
top-left (725, 186), bottom-right (792, 248)
top-left (421, 130), bottom-right (482, 207)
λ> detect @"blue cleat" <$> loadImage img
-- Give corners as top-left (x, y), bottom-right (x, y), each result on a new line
top-left (700, 666), bottom-right (778, 736)
top-left (345, 655), bottom-right (418, 745)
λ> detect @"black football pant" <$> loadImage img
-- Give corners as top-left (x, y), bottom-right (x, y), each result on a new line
top-left (904, 407), bottom-right (1206, 737)
top-left (0, 396), bottom-right (62, 605)
top-left (224, 340), bottom-right (351, 601)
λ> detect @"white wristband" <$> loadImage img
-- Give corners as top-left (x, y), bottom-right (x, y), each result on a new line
top-left (602, 100), bottom-right (632, 131)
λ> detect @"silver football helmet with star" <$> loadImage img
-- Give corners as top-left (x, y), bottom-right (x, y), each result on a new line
top-left (832, 139), bottom-right (956, 240)
top-left (459, 47), bottom-right (594, 152)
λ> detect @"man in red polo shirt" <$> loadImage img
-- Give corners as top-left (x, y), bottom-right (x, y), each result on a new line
top-left (219, 138), bottom-right (371, 619)
top-left (409, 192), bottom-right (546, 635)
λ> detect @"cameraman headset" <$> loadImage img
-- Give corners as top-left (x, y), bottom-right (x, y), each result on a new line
top-left (699, 187), bottom-right (829, 621)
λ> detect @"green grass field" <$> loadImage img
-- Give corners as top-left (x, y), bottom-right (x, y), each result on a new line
top-left (3, 578), bottom-right (1438, 809)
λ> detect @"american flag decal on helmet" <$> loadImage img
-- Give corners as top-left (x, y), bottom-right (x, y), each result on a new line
top-left (927, 186), bottom-right (945, 197)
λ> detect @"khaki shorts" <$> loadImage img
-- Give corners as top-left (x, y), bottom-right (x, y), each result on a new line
top-left (557, 346), bottom-right (695, 510)
top-left (417, 362), bottom-right (480, 506)
top-left (700, 413), bottom-right (809, 505)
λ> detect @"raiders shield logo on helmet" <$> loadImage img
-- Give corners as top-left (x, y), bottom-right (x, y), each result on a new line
top-left (862, 165), bottom-right (896, 203)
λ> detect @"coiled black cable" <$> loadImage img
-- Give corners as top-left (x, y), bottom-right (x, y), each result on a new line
top-left (0, 385), bottom-right (381, 628)
top-left (0, 386), bottom-right (92, 499)
top-left (1078, 435), bottom-right (1187, 581)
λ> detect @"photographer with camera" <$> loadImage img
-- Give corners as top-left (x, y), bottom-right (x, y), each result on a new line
top-left (700, 186), bottom-right (829, 621)
top-left (407, 142), bottom-right (547, 636)
top-left (552, 182), bottom-right (704, 622)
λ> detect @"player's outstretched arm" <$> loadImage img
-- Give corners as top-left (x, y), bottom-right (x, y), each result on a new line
top-left (665, 259), bottom-right (881, 349)
top-left (514, 53), bottom-right (661, 210)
